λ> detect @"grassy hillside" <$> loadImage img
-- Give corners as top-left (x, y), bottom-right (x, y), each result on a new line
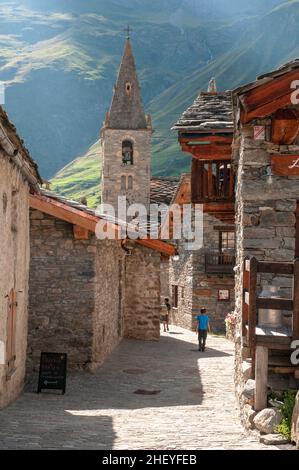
top-left (51, 140), bottom-right (102, 208)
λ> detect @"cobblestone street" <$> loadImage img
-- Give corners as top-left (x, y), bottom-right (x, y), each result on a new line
top-left (0, 326), bottom-right (282, 450)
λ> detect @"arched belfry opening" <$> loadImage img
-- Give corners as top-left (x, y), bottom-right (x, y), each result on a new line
top-left (122, 140), bottom-right (134, 165)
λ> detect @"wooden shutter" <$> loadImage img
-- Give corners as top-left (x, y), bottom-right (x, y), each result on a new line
top-left (6, 288), bottom-right (17, 371)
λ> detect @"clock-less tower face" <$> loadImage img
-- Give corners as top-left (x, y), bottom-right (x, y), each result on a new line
top-left (101, 39), bottom-right (152, 216)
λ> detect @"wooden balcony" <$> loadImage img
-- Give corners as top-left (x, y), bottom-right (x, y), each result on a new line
top-left (191, 160), bottom-right (235, 204)
top-left (205, 252), bottom-right (235, 275)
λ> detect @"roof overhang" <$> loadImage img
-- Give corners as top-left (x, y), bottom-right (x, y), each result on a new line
top-left (29, 193), bottom-right (177, 257)
top-left (234, 68), bottom-right (299, 124)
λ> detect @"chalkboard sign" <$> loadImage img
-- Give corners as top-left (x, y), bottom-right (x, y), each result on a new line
top-left (37, 352), bottom-right (67, 395)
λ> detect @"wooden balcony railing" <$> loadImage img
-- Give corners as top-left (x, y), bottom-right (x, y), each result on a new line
top-left (205, 252), bottom-right (235, 274)
top-left (192, 160), bottom-right (235, 204)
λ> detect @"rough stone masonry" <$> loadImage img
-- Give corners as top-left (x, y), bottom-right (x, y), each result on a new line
top-left (27, 209), bottom-right (161, 375)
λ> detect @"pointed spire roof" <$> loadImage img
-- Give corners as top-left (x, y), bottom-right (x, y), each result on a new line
top-left (208, 77), bottom-right (217, 93)
top-left (105, 39), bottom-right (147, 130)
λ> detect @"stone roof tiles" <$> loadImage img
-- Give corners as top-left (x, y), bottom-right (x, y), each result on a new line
top-left (172, 91), bottom-right (234, 132)
top-left (104, 39), bottom-right (148, 130)
top-left (150, 177), bottom-right (180, 205)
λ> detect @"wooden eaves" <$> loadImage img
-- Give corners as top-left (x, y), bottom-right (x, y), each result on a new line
top-left (29, 193), bottom-right (177, 257)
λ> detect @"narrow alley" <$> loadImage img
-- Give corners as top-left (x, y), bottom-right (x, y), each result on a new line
top-left (0, 327), bottom-right (281, 450)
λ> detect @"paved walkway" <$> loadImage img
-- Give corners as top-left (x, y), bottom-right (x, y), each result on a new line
top-left (0, 326), bottom-right (281, 449)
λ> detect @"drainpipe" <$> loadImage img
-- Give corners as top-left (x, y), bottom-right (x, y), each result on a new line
top-left (0, 123), bottom-right (40, 193)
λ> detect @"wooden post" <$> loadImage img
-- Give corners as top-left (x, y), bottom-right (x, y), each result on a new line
top-left (255, 345), bottom-right (268, 412)
top-left (293, 259), bottom-right (299, 340)
top-left (248, 257), bottom-right (258, 349)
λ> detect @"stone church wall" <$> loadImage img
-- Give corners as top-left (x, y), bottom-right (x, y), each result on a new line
top-left (0, 155), bottom-right (30, 409)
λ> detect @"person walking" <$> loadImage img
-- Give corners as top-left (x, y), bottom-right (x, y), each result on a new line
top-left (161, 298), bottom-right (171, 332)
top-left (196, 308), bottom-right (211, 352)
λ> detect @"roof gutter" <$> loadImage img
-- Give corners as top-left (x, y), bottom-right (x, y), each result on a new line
top-left (0, 122), bottom-right (40, 193)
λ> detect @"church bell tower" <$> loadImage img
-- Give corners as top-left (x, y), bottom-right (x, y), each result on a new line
top-left (100, 38), bottom-right (152, 215)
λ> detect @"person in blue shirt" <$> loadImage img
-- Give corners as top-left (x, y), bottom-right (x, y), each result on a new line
top-left (196, 308), bottom-right (211, 352)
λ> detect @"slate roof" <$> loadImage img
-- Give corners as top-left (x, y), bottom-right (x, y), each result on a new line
top-left (233, 59), bottom-right (299, 97)
top-left (104, 39), bottom-right (148, 130)
top-left (172, 91), bottom-right (234, 132)
top-left (0, 106), bottom-right (42, 185)
top-left (150, 177), bottom-right (180, 205)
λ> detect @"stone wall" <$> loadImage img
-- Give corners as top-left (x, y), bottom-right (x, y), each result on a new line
top-left (169, 213), bottom-right (235, 333)
top-left (28, 210), bottom-right (97, 372)
top-left (28, 210), bottom-right (161, 374)
top-left (0, 154), bottom-right (30, 409)
top-left (124, 244), bottom-right (161, 341)
top-left (92, 241), bottom-right (125, 371)
top-left (233, 123), bottom-right (299, 404)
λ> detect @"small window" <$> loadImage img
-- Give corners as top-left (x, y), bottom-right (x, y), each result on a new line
top-left (126, 82), bottom-right (132, 95)
top-left (121, 176), bottom-right (126, 190)
top-left (128, 175), bottom-right (133, 190)
top-left (172, 285), bottom-right (178, 309)
top-left (122, 140), bottom-right (133, 166)
top-left (219, 231), bottom-right (235, 253)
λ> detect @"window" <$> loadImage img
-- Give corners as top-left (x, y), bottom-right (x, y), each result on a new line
top-left (172, 285), bottom-right (178, 309)
top-left (219, 231), bottom-right (235, 254)
top-left (126, 82), bottom-right (132, 95)
top-left (121, 176), bottom-right (126, 190)
top-left (122, 140), bottom-right (134, 166)
top-left (128, 175), bottom-right (133, 190)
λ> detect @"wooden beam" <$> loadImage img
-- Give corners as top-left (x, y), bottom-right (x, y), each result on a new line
top-left (240, 69), bottom-right (299, 113)
top-left (257, 262), bottom-right (294, 275)
top-left (180, 136), bottom-right (233, 145)
top-left (248, 258), bottom-right (258, 349)
top-left (136, 239), bottom-right (176, 257)
top-left (30, 194), bottom-right (100, 233)
top-left (293, 259), bottom-right (299, 340)
top-left (241, 92), bottom-right (295, 123)
top-left (255, 345), bottom-right (268, 412)
top-left (257, 298), bottom-right (293, 311)
top-left (181, 143), bottom-right (232, 159)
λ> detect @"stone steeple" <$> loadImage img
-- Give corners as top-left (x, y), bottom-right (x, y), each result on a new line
top-left (105, 39), bottom-right (147, 130)
top-left (100, 39), bottom-right (152, 214)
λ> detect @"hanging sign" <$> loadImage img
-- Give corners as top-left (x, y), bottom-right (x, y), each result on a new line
top-left (271, 154), bottom-right (299, 176)
top-left (38, 352), bottom-right (67, 395)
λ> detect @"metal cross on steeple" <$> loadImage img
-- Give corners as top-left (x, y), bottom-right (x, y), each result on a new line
top-left (124, 25), bottom-right (133, 39)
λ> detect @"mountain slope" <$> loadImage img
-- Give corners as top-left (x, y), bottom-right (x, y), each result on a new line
top-left (51, 0), bottom-right (299, 204)
top-left (0, 0), bottom-right (285, 179)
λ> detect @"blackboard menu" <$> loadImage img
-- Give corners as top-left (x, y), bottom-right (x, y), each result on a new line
top-left (37, 352), bottom-right (67, 394)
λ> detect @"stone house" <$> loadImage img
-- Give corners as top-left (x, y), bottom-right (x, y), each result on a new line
top-left (169, 88), bottom-right (236, 332)
top-left (27, 190), bottom-right (174, 373)
top-left (232, 60), bottom-right (299, 414)
top-left (0, 106), bottom-right (41, 408)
